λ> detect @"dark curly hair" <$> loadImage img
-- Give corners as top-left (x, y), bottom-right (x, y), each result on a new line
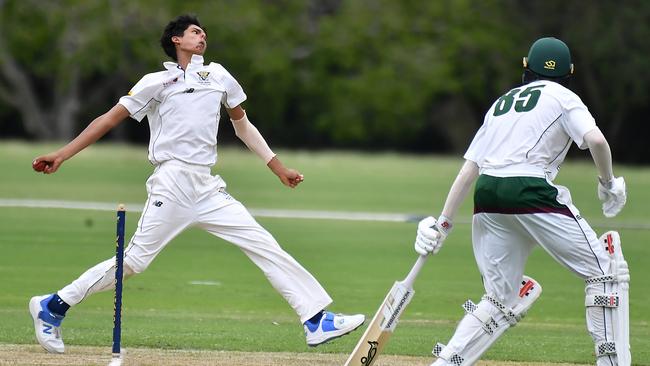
top-left (160, 14), bottom-right (203, 61)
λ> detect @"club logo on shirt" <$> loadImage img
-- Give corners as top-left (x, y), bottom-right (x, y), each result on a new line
top-left (197, 71), bottom-right (211, 81)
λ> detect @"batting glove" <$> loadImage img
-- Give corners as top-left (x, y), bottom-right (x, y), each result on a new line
top-left (597, 176), bottom-right (627, 218)
top-left (414, 215), bottom-right (453, 256)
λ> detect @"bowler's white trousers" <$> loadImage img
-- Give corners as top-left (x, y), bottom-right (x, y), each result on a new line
top-left (58, 160), bottom-right (333, 323)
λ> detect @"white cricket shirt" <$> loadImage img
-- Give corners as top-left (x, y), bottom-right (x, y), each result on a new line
top-left (464, 80), bottom-right (596, 180)
top-left (118, 54), bottom-right (247, 167)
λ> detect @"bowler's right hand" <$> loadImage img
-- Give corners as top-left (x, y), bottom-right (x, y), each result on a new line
top-left (32, 153), bottom-right (64, 174)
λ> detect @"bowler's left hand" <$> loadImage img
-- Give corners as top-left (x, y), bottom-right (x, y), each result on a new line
top-left (279, 168), bottom-right (304, 188)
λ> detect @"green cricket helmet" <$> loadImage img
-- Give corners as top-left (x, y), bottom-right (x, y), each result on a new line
top-left (523, 37), bottom-right (574, 78)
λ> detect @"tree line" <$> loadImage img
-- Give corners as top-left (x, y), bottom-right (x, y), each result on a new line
top-left (1, 0), bottom-right (648, 162)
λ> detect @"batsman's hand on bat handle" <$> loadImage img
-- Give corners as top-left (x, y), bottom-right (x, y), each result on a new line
top-left (414, 215), bottom-right (453, 256)
top-left (597, 176), bottom-right (626, 218)
top-left (267, 156), bottom-right (304, 188)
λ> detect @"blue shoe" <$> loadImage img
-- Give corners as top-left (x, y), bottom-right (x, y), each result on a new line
top-left (304, 311), bottom-right (365, 347)
top-left (29, 294), bottom-right (65, 353)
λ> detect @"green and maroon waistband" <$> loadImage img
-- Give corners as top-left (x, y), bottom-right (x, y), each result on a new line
top-left (473, 175), bottom-right (573, 217)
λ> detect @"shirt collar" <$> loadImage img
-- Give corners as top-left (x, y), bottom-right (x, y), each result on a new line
top-left (189, 54), bottom-right (205, 65)
top-left (162, 54), bottom-right (205, 71)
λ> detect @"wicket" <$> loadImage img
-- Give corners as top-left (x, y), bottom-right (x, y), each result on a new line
top-left (110, 204), bottom-right (126, 365)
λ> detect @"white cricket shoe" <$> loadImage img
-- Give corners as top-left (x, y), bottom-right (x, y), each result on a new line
top-left (29, 294), bottom-right (65, 353)
top-left (304, 311), bottom-right (365, 347)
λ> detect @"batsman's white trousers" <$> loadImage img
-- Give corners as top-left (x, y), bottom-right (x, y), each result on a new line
top-left (472, 204), bottom-right (611, 306)
top-left (58, 160), bottom-right (333, 323)
top-left (472, 189), bottom-right (615, 357)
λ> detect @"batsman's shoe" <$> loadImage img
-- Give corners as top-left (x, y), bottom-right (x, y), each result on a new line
top-left (304, 311), bottom-right (365, 347)
top-left (29, 294), bottom-right (65, 353)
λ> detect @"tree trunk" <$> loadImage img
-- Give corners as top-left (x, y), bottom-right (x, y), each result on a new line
top-left (0, 35), bottom-right (54, 139)
top-left (53, 67), bottom-right (81, 140)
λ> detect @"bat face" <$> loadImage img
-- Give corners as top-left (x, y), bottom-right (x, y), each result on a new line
top-left (381, 283), bottom-right (413, 332)
top-left (345, 281), bottom-right (414, 366)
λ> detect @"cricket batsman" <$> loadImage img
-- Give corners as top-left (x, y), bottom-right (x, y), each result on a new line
top-left (414, 37), bottom-right (630, 365)
top-left (29, 14), bottom-right (364, 354)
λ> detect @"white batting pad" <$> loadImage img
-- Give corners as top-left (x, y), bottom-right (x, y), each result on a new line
top-left (585, 231), bottom-right (630, 366)
top-left (432, 276), bottom-right (542, 366)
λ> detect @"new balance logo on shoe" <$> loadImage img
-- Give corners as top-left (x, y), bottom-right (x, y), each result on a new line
top-left (304, 312), bottom-right (365, 347)
top-left (29, 294), bottom-right (65, 353)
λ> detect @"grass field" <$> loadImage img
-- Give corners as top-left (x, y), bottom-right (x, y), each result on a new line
top-left (1, 142), bottom-right (649, 365)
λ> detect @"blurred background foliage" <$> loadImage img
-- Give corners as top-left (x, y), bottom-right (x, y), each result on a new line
top-left (0, 0), bottom-right (648, 162)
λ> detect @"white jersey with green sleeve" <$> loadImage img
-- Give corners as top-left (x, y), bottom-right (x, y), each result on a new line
top-left (464, 80), bottom-right (596, 180)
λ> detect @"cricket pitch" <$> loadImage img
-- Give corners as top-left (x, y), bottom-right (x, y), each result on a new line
top-left (0, 344), bottom-right (591, 366)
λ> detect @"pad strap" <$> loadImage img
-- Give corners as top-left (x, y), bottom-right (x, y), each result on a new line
top-left (585, 274), bottom-right (616, 284)
top-left (595, 341), bottom-right (617, 358)
top-left (482, 295), bottom-right (518, 326)
top-left (462, 300), bottom-right (499, 335)
top-left (585, 294), bottom-right (619, 308)
top-left (432, 343), bottom-right (465, 366)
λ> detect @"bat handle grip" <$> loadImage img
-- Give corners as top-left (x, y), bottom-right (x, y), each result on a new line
top-left (402, 255), bottom-right (428, 288)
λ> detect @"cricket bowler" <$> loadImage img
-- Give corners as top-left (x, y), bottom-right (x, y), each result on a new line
top-left (29, 14), bottom-right (364, 354)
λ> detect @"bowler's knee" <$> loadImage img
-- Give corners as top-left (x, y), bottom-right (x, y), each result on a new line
top-left (123, 262), bottom-right (138, 278)
top-left (124, 257), bottom-right (149, 274)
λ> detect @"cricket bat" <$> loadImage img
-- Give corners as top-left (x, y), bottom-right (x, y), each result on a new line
top-left (344, 255), bottom-right (429, 366)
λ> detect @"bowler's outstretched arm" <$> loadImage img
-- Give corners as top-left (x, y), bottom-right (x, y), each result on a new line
top-left (33, 104), bottom-right (130, 174)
